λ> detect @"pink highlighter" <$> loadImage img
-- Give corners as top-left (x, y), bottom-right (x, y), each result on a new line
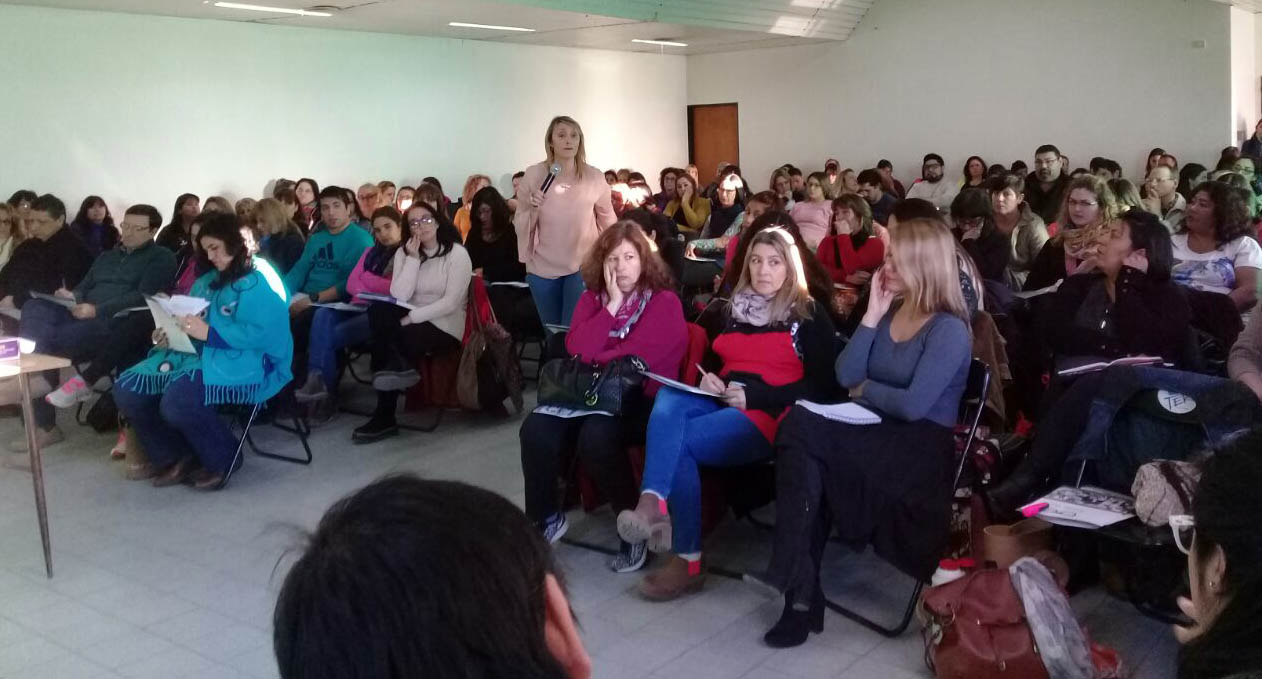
top-left (1021, 502), bottom-right (1049, 518)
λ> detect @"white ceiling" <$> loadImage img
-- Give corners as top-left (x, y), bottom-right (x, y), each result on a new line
top-left (0, 0), bottom-right (876, 54)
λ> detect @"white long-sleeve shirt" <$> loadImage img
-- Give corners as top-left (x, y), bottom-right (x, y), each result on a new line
top-left (389, 244), bottom-right (472, 340)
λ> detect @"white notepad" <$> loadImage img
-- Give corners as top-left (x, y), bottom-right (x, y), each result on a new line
top-left (795, 400), bottom-right (882, 425)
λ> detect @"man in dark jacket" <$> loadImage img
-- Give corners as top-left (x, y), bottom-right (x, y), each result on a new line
top-left (1024, 144), bottom-right (1073, 224)
top-left (12, 202), bottom-right (175, 451)
top-left (0, 194), bottom-right (93, 310)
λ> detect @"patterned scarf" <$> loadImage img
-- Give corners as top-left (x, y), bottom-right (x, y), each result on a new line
top-left (602, 289), bottom-right (651, 339)
top-left (730, 288), bottom-right (784, 326)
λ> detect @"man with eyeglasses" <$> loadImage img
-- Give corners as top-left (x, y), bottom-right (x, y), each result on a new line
top-left (4, 201), bottom-right (175, 453)
top-left (1142, 165), bottom-right (1186, 233)
top-left (905, 153), bottom-right (958, 212)
top-left (283, 185), bottom-right (374, 386)
top-left (1024, 144), bottom-right (1072, 224)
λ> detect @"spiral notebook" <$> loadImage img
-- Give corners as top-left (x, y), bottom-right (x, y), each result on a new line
top-left (794, 400), bottom-right (882, 425)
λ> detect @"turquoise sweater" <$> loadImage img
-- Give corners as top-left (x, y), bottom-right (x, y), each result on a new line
top-left (118, 259), bottom-right (294, 405)
top-left (282, 225), bottom-right (373, 299)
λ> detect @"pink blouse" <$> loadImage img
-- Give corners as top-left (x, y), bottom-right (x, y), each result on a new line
top-left (513, 161), bottom-right (616, 278)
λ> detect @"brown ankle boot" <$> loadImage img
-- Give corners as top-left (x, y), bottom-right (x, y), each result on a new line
top-left (617, 493), bottom-right (672, 553)
top-left (637, 555), bottom-right (705, 602)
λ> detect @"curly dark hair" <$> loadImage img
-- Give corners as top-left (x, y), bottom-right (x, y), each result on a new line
top-left (1187, 181), bottom-right (1253, 245)
top-left (579, 220), bottom-right (676, 295)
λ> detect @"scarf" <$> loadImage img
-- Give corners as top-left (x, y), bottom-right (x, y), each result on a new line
top-left (730, 288), bottom-right (786, 326)
top-left (363, 244), bottom-right (399, 277)
top-left (601, 289), bottom-right (651, 339)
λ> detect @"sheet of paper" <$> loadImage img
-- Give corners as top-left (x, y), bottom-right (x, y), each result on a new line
top-left (795, 399), bottom-right (882, 425)
top-left (153, 295), bottom-right (210, 317)
top-left (357, 292), bottom-right (418, 311)
top-left (30, 291), bottom-right (76, 308)
top-left (1022, 486), bottom-right (1135, 529)
top-left (146, 298), bottom-right (197, 354)
top-left (487, 281), bottom-right (530, 288)
top-left (311, 302), bottom-right (367, 312)
top-left (639, 370), bottom-right (721, 399)
top-left (1013, 280), bottom-right (1063, 300)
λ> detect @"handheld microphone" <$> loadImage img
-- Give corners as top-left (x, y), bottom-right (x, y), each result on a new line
top-left (540, 163), bottom-right (562, 194)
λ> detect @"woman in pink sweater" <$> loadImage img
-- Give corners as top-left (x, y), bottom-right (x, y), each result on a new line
top-left (789, 172), bottom-right (833, 252)
top-left (294, 206), bottom-right (401, 410)
top-left (520, 221), bottom-right (688, 574)
top-left (513, 116), bottom-right (618, 328)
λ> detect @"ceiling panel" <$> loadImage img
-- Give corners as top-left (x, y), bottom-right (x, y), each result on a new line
top-left (0, 0), bottom-right (856, 53)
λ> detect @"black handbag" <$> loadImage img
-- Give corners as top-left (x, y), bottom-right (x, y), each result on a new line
top-left (537, 354), bottom-right (647, 416)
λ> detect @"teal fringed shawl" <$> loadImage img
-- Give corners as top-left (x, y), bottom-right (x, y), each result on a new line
top-left (117, 259), bottom-right (294, 406)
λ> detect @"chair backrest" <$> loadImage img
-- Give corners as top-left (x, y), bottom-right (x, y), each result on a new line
top-left (952, 358), bottom-right (992, 489)
top-left (678, 323), bottom-right (709, 384)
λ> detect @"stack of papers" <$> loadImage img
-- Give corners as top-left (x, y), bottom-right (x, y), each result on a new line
top-left (1057, 355), bottom-right (1163, 377)
top-left (795, 400), bottom-right (882, 425)
top-left (146, 295), bottom-right (210, 354)
top-left (639, 371), bottom-right (720, 398)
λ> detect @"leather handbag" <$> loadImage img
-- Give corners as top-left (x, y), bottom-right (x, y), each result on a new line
top-left (537, 354), bottom-right (647, 416)
top-left (1131, 459), bottom-right (1200, 527)
top-left (921, 567), bottom-right (1048, 679)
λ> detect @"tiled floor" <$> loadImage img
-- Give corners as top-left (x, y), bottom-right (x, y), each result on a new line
top-left (0, 385), bottom-right (1179, 678)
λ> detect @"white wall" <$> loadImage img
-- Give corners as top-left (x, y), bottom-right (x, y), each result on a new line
top-left (0, 4), bottom-right (687, 219)
top-left (1231, 6), bottom-right (1257, 146)
top-left (688, 0), bottom-right (1231, 189)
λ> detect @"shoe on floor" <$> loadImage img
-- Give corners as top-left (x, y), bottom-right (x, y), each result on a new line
top-left (352, 415), bottom-right (399, 444)
top-left (7, 426), bottom-right (65, 453)
top-left (293, 370), bottom-right (329, 404)
top-left (109, 430), bottom-right (127, 459)
top-left (151, 457), bottom-right (195, 488)
top-left (609, 540), bottom-right (649, 573)
top-left (45, 374), bottom-right (92, 409)
top-left (637, 555), bottom-right (705, 601)
top-left (541, 512), bottom-right (569, 545)
top-left (371, 369), bottom-right (420, 392)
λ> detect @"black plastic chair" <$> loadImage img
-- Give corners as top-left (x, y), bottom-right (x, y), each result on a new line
top-left (822, 358), bottom-right (991, 637)
top-left (223, 394), bottom-right (313, 466)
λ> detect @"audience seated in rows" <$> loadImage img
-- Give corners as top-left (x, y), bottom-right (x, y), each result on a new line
top-left (617, 220), bottom-right (837, 600)
top-left (113, 212), bottom-right (292, 490)
top-left (520, 221), bottom-right (686, 572)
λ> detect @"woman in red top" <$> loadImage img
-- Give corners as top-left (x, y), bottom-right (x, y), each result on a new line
top-left (519, 221), bottom-right (687, 574)
top-left (617, 218), bottom-right (838, 601)
top-left (816, 193), bottom-right (884, 286)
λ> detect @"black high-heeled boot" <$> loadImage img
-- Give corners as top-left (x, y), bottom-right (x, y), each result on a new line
top-left (763, 588), bottom-right (825, 648)
top-left (984, 463), bottom-right (1051, 520)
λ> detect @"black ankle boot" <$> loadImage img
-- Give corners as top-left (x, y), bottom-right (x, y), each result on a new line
top-left (985, 464), bottom-right (1050, 520)
top-left (763, 588), bottom-right (825, 648)
top-left (352, 414), bottom-right (398, 444)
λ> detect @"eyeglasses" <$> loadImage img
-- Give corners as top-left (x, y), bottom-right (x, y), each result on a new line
top-left (923, 163), bottom-right (942, 170)
top-left (408, 216), bottom-right (435, 227)
top-left (1067, 199), bottom-right (1099, 208)
top-left (120, 223), bottom-right (153, 233)
top-left (1169, 514), bottom-right (1195, 555)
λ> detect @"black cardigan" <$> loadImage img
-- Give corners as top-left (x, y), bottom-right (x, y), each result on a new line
top-left (1039, 267), bottom-right (1190, 364)
top-left (697, 301), bottom-right (839, 416)
top-left (961, 227), bottom-right (1012, 283)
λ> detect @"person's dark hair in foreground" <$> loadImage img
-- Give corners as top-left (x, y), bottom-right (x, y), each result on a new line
top-left (273, 474), bottom-right (592, 679)
top-left (1176, 428), bottom-right (1262, 679)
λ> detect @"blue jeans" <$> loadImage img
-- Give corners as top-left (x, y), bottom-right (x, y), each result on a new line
top-left (306, 308), bottom-right (371, 392)
top-left (526, 272), bottom-right (585, 327)
top-left (19, 299), bottom-right (111, 428)
top-left (641, 387), bottom-right (772, 553)
top-left (114, 371), bottom-right (241, 475)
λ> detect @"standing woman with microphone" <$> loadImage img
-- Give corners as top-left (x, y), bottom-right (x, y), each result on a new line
top-left (514, 116), bottom-right (618, 327)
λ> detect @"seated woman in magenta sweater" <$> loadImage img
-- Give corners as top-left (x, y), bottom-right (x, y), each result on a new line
top-left (293, 206), bottom-right (401, 411)
top-left (519, 221), bottom-right (687, 574)
top-left (816, 193), bottom-right (884, 286)
top-left (750, 217), bottom-right (971, 648)
top-left (618, 224), bottom-right (838, 602)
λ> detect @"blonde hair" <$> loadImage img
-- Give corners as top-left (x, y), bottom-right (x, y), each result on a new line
top-left (234, 197), bottom-right (258, 227)
top-left (544, 116), bottom-right (587, 180)
top-left (0, 203), bottom-right (26, 242)
top-left (1056, 174), bottom-right (1120, 230)
top-left (203, 196), bottom-right (233, 214)
top-left (255, 197), bottom-right (303, 239)
top-left (889, 218), bottom-right (970, 322)
top-left (734, 227), bottom-right (813, 322)
top-left (462, 174), bottom-right (492, 207)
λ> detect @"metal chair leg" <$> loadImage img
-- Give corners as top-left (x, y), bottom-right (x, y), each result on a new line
top-left (823, 579), bottom-right (924, 638)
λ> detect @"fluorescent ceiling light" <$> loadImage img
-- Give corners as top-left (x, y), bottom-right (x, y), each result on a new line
top-left (449, 21), bottom-right (535, 32)
top-left (632, 39), bottom-right (688, 47)
top-left (213, 2), bottom-right (332, 16)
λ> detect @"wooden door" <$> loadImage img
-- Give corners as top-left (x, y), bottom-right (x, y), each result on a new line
top-left (689, 103), bottom-right (739, 182)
